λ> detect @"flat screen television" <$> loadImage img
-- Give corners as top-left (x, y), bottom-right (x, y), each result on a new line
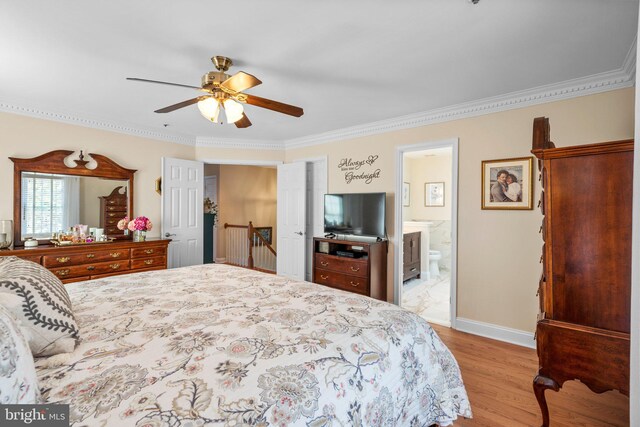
top-left (324, 192), bottom-right (386, 238)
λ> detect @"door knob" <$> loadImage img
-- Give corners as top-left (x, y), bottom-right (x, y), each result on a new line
top-left (165, 232), bottom-right (176, 238)
top-left (294, 231), bottom-right (303, 236)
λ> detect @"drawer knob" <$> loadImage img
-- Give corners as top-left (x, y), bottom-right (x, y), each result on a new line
top-left (87, 265), bottom-right (95, 271)
top-left (350, 266), bottom-right (360, 272)
top-left (110, 252), bottom-right (121, 258)
top-left (410, 268), bottom-right (417, 272)
top-left (56, 257), bottom-right (70, 263)
top-left (56, 269), bottom-right (70, 277)
top-left (320, 274), bottom-right (328, 280)
top-left (86, 254), bottom-right (95, 258)
top-left (320, 261), bottom-right (328, 267)
top-left (144, 249), bottom-right (154, 254)
top-left (109, 263), bottom-right (120, 269)
top-left (350, 281), bottom-right (359, 287)
top-left (144, 259), bottom-right (154, 265)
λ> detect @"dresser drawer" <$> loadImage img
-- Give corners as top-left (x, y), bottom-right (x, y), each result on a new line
top-left (18, 255), bottom-right (42, 264)
top-left (104, 217), bottom-right (121, 227)
top-left (104, 211), bottom-right (126, 219)
top-left (314, 254), bottom-right (368, 278)
top-left (43, 248), bottom-right (130, 267)
top-left (50, 259), bottom-right (130, 280)
top-left (104, 198), bottom-right (127, 207)
top-left (105, 205), bottom-right (128, 213)
top-left (314, 269), bottom-right (368, 295)
top-left (131, 256), bottom-right (165, 270)
top-left (131, 245), bottom-right (167, 259)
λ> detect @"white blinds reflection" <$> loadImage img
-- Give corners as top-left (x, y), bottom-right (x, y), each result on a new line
top-left (21, 173), bottom-right (79, 238)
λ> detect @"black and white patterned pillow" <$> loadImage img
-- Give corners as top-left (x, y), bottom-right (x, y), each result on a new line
top-left (0, 304), bottom-right (40, 403)
top-left (0, 257), bottom-right (80, 357)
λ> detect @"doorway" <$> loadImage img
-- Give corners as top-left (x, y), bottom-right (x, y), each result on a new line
top-left (395, 139), bottom-right (458, 328)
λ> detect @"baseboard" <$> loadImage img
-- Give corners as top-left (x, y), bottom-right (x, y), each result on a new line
top-left (455, 317), bottom-right (536, 349)
top-left (215, 257), bottom-right (227, 263)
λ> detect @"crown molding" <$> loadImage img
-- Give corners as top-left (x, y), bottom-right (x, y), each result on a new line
top-left (1, 44), bottom-right (635, 152)
top-left (195, 136), bottom-right (284, 151)
top-left (284, 54), bottom-right (636, 150)
top-left (0, 100), bottom-right (197, 146)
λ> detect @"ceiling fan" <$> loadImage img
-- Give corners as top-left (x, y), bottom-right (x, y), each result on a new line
top-left (127, 56), bottom-right (303, 128)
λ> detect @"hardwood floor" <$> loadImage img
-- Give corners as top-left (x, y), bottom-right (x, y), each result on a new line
top-left (431, 325), bottom-right (629, 427)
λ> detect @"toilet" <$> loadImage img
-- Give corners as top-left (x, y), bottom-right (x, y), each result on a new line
top-left (429, 250), bottom-right (442, 279)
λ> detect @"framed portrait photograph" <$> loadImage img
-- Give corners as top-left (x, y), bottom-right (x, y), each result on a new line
top-left (424, 182), bottom-right (445, 207)
top-left (481, 156), bottom-right (534, 210)
top-left (403, 182), bottom-right (410, 207)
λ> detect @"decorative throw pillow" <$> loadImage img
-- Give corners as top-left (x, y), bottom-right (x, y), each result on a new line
top-left (0, 304), bottom-right (40, 403)
top-left (0, 256), bottom-right (80, 357)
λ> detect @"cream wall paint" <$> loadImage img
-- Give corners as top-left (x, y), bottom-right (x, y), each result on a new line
top-left (216, 165), bottom-right (278, 259)
top-left (285, 88), bottom-right (635, 332)
top-left (0, 112), bottom-right (195, 239)
top-left (406, 153), bottom-right (452, 221)
top-left (1, 113), bottom-right (286, 241)
top-left (195, 145), bottom-right (285, 163)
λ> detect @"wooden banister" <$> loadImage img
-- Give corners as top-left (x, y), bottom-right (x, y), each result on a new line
top-left (224, 221), bottom-right (276, 273)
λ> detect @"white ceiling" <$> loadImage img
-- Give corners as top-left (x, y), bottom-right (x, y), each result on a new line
top-left (0, 0), bottom-right (637, 146)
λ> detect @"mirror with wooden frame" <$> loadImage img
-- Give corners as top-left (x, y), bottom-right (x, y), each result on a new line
top-left (10, 150), bottom-right (136, 246)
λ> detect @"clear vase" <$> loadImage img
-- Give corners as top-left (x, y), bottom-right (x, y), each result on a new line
top-left (133, 230), bottom-right (146, 242)
top-left (0, 220), bottom-right (13, 249)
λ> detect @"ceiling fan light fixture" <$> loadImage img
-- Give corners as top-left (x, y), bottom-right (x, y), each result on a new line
top-left (197, 97), bottom-right (221, 123)
top-left (223, 99), bottom-right (244, 123)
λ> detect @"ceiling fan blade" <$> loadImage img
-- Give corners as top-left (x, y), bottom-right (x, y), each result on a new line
top-left (244, 94), bottom-right (304, 117)
top-left (221, 71), bottom-right (262, 93)
top-left (234, 113), bottom-right (252, 128)
top-left (155, 96), bottom-right (206, 113)
top-left (127, 77), bottom-right (201, 90)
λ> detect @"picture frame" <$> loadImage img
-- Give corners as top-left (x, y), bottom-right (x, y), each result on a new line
top-left (424, 182), bottom-right (445, 207)
top-left (252, 226), bottom-right (273, 246)
top-left (481, 156), bottom-right (533, 210)
top-left (403, 182), bottom-right (410, 207)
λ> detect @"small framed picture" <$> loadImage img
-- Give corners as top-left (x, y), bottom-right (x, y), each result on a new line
top-left (481, 156), bottom-right (534, 210)
top-left (252, 227), bottom-right (272, 246)
top-left (403, 182), bottom-right (410, 207)
top-left (424, 182), bottom-right (445, 207)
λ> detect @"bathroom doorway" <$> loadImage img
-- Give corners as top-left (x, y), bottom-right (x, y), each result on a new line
top-left (395, 139), bottom-right (458, 328)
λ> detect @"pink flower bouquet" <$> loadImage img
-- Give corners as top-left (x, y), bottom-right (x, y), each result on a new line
top-left (117, 216), bottom-right (129, 231)
top-left (128, 216), bottom-right (153, 232)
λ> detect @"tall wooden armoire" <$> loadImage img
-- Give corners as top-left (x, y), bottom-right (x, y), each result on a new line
top-left (531, 117), bottom-right (632, 426)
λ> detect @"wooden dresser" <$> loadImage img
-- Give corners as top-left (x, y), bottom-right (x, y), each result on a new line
top-left (99, 186), bottom-right (128, 238)
top-left (312, 237), bottom-right (387, 301)
top-left (0, 239), bottom-right (171, 284)
top-left (531, 117), bottom-right (631, 426)
top-left (403, 231), bottom-right (421, 282)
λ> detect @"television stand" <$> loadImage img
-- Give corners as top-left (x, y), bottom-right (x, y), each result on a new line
top-left (312, 237), bottom-right (387, 301)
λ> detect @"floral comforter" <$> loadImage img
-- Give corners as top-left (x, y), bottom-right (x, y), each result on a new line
top-left (36, 264), bottom-right (472, 426)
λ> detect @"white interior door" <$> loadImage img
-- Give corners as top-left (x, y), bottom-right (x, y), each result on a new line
top-left (305, 159), bottom-right (327, 281)
top-left (277, 162), bottom-right (307, 280)
top-left (161, 157), bottom-right (204, 268)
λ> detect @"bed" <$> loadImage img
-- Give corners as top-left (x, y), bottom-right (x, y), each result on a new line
top-left (35, 263), bottom-right (472, 426)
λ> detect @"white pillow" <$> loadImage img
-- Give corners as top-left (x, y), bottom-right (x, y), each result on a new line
top-left (0, 257), bottom-right (80, 357)
top-left (0, 304), bottom-right (40, 404)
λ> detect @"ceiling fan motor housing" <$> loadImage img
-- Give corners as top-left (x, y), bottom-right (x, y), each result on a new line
top-left (201, 71), bottom-right (229, 90)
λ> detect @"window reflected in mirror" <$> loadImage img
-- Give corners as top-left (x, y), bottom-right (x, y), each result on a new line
top-left (21, 172), bottom-right (129, 239)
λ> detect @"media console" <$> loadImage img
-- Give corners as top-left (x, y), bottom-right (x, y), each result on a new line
top-left (312, 237), bottom-right (387, 301)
